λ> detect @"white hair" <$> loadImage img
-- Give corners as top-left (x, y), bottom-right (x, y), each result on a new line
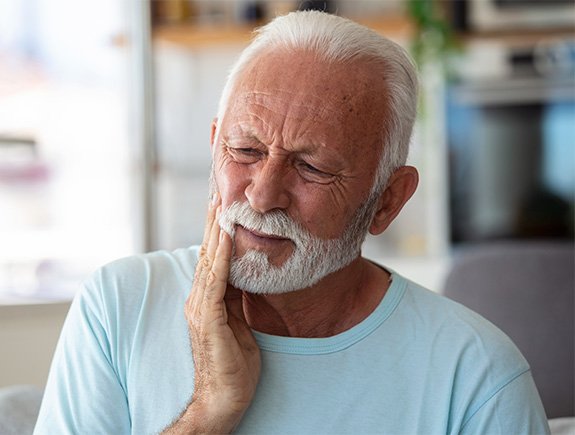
top-left (216, 10), bottom-right (419, 194)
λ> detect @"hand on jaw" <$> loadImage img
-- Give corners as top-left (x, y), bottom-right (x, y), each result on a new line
top-left (163, 195), bottom-right (261, 434)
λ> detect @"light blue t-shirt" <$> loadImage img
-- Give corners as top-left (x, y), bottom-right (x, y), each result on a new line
top-left (34, 247), bottom-right (550, 434)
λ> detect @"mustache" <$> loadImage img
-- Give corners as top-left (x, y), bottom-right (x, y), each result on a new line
top-left (218, 201), bottom-right (314, 246)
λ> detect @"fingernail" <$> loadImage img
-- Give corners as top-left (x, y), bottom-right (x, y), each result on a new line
top-left (211, 192), bottom-right (218, 205)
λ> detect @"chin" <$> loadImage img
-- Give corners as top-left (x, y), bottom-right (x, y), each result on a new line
top-left (228, 248), bottom-right (356, 295)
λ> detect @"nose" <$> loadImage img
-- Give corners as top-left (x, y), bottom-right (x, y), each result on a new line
top-left (245, 160), bottom-right (290, 214)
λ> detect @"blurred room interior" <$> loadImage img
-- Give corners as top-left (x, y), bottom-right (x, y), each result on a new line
top-left (0, 0), bottom-right (573, 429)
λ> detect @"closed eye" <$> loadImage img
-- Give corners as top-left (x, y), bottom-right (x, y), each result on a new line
top-left (300, 161), bottom-right (323, 174)
top-left (296, 160), bottom-right (336, 183)
top-left (227, 146), bottom-right (264, 163)
top-left (236, 148), bottom-right (261, 156)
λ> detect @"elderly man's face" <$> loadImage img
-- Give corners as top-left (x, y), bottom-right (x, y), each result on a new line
top-left (212, 49), bottom-right (388, 273)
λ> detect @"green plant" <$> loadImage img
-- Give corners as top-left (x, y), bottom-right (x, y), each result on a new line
top-left (407, 0), bottom-right (459, 66)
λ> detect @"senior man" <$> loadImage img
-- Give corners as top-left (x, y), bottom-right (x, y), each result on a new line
top-left (35, 11), bottom-right (549, 435)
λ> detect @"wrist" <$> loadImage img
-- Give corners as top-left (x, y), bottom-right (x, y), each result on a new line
top-left (162, 397), bottom-right (243, 435)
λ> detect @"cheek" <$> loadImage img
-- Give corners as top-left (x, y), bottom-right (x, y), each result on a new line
top-left (215, 163), bottom-right (249, 208)
top-left (291, 186), bottom-right (352, 238)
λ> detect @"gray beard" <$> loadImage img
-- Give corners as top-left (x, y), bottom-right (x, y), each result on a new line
top-left (217, 195), bottom-right (379, 295)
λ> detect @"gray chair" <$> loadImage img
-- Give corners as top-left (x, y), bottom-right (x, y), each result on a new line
top-left (0, 385), bottom-right (43, 434)
top-left (442, 241), bottom-right (574, 419)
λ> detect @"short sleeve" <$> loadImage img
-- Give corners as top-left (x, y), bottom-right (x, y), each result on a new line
top-left (34, 275), bottom-right (131, 435)
top-left (460, 370), bottom-right (550, 435)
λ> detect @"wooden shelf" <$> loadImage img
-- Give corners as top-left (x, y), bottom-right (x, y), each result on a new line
top-left (153, 23), bottom-right (256, 47)
top-left (153, 15), bottom-right (415, 49)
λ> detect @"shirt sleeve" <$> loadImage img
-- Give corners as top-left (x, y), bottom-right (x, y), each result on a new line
top-left (460, 370), bottom-right (550, 435)
top-left (34, 276), bottom-right (131, 435)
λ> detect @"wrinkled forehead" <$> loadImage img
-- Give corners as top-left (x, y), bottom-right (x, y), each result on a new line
top-left (232, 90), bottom-right (342, 125)
top-left (224, 49), bottom-right (389, 128)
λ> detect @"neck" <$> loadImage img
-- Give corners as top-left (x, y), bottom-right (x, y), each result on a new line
top-left (241, 257), bottom-right (390, 338)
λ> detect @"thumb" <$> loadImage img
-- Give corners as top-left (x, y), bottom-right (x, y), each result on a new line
top-left (225, 285), bottom-right (257, 347)
top-left (224, 285), bottom-right (246, 322)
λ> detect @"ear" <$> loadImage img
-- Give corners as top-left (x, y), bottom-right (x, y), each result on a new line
top-left (210, 118), bottom-right (218, 150)
top-left (369, 166), bottom-right (419, 235)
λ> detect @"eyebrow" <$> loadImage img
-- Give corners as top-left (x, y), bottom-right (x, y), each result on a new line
top-left (227, 128), bottom-right (327, 155)
top-left (224, 126), bottom-right (264, 145)
top-left (225, 121), bottom-right (346, 169)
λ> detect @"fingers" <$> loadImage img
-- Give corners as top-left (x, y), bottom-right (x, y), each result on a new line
top-left (187, 193), bottom-right (222, 316)
top-left (212, 230), bottom-right (232, 288)
top-left (187, 193), bottom-right (233, 321)
top-left (195, 194), bottom-right (220, 288)
top-left (205, 207), bottom-right (221, 263)
top-left (200, 193), bottom-right (220, 256)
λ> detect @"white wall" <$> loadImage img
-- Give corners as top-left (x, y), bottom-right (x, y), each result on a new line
top-left (0, 302), bottom-right (70, 388)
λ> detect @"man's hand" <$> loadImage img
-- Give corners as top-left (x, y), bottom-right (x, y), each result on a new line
top-left (163, 197), bottom-right (261, 434)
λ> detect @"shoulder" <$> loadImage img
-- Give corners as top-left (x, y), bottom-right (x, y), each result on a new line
top-left (394, 275), bottom-right (529, 379)
top-left (389, 274), bottom-right (545, 429)
top-left (395, 274), bottom-right (527, 364)
top-left (85, 246), bottom-right (201, 298)
top-left (94, 246), bottom-right (201, 285)
top-left (74, 246), bottom-right (201, 331)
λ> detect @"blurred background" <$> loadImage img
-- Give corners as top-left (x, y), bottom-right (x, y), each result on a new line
top-left (0, 0), bottom-right (573, 402)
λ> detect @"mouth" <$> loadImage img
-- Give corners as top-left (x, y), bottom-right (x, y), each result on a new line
top-left (237, 225), bottom-right (290, 242)
top-left (234, 225), bottom-right (294, 255)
